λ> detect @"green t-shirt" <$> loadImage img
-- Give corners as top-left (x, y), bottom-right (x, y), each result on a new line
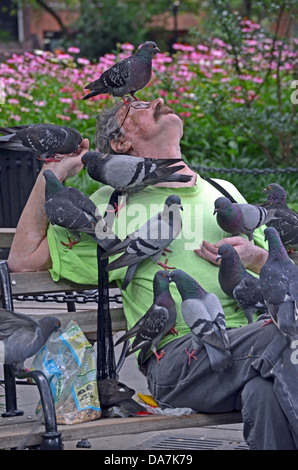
top-left (47, 174), bottom-right (267, 352)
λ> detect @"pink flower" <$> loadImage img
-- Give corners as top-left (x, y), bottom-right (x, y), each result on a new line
top-left (77, 57), bottom-right (90, 65)
top-left (8, 98), bottom-right (19, 104)
top-left (253, 77), bottom-right (263, 83)
top-left (67, 46), bottom-right (80, 54)
top-left (56, 114), bottom-right (71, 121)
top-left (34, 100), bottom-right (46, 106)
top-left (11, 114), bottom-right (21, 121)
top-left (59, 97), bottom-right (72, 103)
top-left (180, 111), bottom-right (191, 117)
top-left (77, 113), bottom-right (89, 119)
top-left (121, 42), bottom-right (134, 51)
top-left (232, 97), bottom-right (245, 104)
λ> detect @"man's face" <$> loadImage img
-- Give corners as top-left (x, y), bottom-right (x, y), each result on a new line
top-left (116, 98), bottom-right (183, 144)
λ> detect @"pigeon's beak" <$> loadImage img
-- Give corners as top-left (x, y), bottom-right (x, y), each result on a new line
top-left (213, 208), bottom-right (218, 215)
top-left (216, 254), bottom-right (222, 263)
top-left (263, 188), bottom-right (267, 193)
top-left (180, 204), bottom-right (183, 211)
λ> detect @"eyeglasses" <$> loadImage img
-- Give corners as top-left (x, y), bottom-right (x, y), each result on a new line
top-left (117, 101), bottom-right (150, 133)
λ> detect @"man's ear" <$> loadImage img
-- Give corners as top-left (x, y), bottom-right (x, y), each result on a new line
top-left (111, 136), bottom-right (132, 154)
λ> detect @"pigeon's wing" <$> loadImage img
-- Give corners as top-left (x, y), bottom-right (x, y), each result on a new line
top-left (239, 204), bottom-right (270, 231)
top-left (45, 197), bottom-right (96, 232)
top-left (15, 124), bottom-right (67, 155)
top-left (0, 309), bottom-right (38, 339)
top-left (0, 125), bottom-right (34, 135)
top-left (67, 187), bottom-right (98, 218)
top-left (233, 275), bottom-right (265, 309)
top-left (182, 299), bottom-right (229, 351)
top-left (128, 304), bottom-right (169, 353)
top-left (95, 58), bottom-right (131, 92)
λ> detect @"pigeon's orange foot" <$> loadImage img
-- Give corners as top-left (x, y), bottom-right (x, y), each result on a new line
top-left (106, 201), bottom-right (126, 217)
top-left (37, 155), bottom-right (61, 163)
top-left (185, 347), bottom-right (198, 365)
top-left (154, 350), bottom-right (165, 364)
top-left (158, 258), bottom-right (176, 271)
top-left (170, 325), bottom-right (178, 336)
top-left (162, 248), bottom-right (172, 256)
top-left (262, 318), bottom-right (273, 327)
top-left (61, 237), bottom-right (79, 249)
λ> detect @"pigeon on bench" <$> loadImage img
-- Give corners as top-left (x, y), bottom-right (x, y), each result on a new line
top-left (0, 123), bottom-right (82, 162)
top-left (0, 308), bottom-right (61, 372)
top-left (83, 41), bottom-right (160, 103)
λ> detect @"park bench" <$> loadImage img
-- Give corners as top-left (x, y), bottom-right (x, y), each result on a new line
top-left (4, 228), bottom-right (297, 450)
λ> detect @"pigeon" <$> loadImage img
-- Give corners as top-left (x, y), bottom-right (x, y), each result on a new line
top-left (83, 41), bottom-right (160, 102)
top-left (0, 123), bottom-right (83, 162)
top-left (0, 308), bottom-right (61, 372)
top-left (169, 269), bottom-right (232, 372)
top-left (81, 151), bottom-right (192, 194)
top-left (115, 270), bottom-right (177, 365)
top-left (259, 227), bottom-right (298, 337)
top-left (101, 194), bottom-right (183, 289)
top-left (213, 196), bottom-right (277, 241)
top-left (261, 183), bottom-right (298, 252)
top-left (97, 378), bottom-right (147, 416)
top-left (216, 244), bottom-right (266, 323)
top-left (44, 169), bottom-right (120, 251)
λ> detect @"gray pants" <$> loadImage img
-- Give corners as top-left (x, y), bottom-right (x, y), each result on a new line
top-left (144, 321), bottom-right (298, 450)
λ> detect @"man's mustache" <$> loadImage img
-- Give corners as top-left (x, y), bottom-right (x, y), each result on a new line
top-left (153, 102), bottom-right (181, 122)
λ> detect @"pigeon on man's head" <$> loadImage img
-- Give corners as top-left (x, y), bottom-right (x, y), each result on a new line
top-left (170, 269), bottom-right (232, 372)
top-left (213, 196), bottom-right (277, 241)
top-left (44, 169), bottom-right (120, 251)
top-left (0, 123), bottom-right (82, 162)
top-left (0, 308), bottom-right (61, 372)
top-left (261, 183), bottom-right (298, 252)
top-left (102, 194), bottom-right (183, 289)
top-left (115, 270), bottom-right (177, 365)
top-left (81, 151), bottom-right (192, 195)
top-left (216, 243), bottom-right (266, 324)
top-left (83, 41), bottom-right (160, 103)
top-left (259, 227), bottom-right (298, 337)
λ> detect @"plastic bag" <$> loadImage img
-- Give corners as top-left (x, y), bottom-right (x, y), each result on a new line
top-left (31, 320), bottom-right (101, 425)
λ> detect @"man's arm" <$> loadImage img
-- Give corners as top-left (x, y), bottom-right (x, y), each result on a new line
top-left (8, 139), bottom-right (90, 273)
top-left (194, 236), bottom-right (268, 274)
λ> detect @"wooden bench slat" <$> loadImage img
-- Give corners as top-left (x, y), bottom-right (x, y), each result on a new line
top-left (0, 411), bottom-right (243, 450)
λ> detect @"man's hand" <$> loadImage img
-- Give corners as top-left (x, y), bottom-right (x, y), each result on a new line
top-left (194, 236), bottom-right (268, 274)
top-left (41, 138), bottom-right (90, 181)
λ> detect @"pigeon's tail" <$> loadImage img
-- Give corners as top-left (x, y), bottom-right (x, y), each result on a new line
top-left (264, 208), bottom-right (279, 225)
top-left (92, 233), bottom-right (121, 253)
top-left (203, 342), bottom-right (233, 372)
top-left (166, 174), bottom-right (192, 183)
top-left (82, 80), bottom-right (105, 100)
top-left (82, 89), bottom-right (101, 100)
top-left (144, 166), bottom-right (192, 186)
top-left (278, 300), bottom-right (298, 337)
top-left (122, 264), bottom-right (138, 290)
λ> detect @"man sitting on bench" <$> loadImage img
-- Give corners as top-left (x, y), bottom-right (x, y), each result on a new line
top-left (8, 98), bottom-right (298, 450)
